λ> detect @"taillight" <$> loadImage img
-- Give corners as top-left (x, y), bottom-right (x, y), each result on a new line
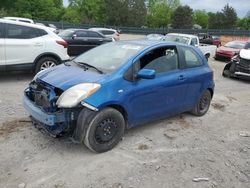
top-left (56, 40), bottom-right (68, 48)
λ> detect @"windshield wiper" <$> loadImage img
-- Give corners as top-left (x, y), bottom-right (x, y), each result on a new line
top-left (73, 61), bottom-right (104, 74)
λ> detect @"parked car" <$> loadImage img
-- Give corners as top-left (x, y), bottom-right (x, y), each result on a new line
top-left (2, 16), bottom-right (34, 24)
top-left (0, 19), bottom-right (69, 73)
top-left (89, 28), bottom-right (120, 41)
top-left (23, 40), bottom-right (214, 153)
top-left (222, 41), bottom-right (250, 79)
top-left (215, 40), bottom-right (246, 60)
top-left (146, 33), bottom-right (165, 41)
top-left (164, 33), bottom-right (217, 59)
top-left (197, 33), bottom-right (221, 47)
top-left (58, 29), bottom-right (113, 56)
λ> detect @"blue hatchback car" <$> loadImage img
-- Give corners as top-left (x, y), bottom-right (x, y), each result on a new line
top-left (23, 40), bottom-right (214, 152)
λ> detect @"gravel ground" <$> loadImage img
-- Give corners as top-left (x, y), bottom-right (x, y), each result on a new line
top-left (0, 34), bottom-right (250, 188)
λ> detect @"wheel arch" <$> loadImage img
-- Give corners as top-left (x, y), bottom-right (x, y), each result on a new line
top-left (106, 104), bottom-right (128, 128)
top-left (33, 52), bottom-right (62, 69)
top-left (207, 88), bottom-right (214, 98)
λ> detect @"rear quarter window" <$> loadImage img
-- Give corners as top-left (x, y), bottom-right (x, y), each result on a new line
top-left (181, 47), bottom-right (203, 68)
top-left (101, 30), bottom-right (115, 35)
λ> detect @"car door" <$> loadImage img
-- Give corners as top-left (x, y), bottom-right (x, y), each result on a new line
top-left (179, 46), bottom-right (207, 109)
top-left (68, 30), bottom-right (90, 56)
top-left (125, 46), bottom-right (189, 126)
top-left (0, 22), bottom-right (5, 69)
top-left (87, 31), bottom-right (105, 48)
top-left (5, 23), bottom-right (45, 65)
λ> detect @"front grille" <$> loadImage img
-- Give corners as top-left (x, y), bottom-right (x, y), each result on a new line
top-left (28, 81), bottom-right (61, 112)
top-left (236, 58), bottom-right (250, 74)
top-left (239, 58), bottom-right (250, 68)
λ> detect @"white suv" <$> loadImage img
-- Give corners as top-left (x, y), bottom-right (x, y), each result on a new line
top-left (0, 19), bottom-right (69, 73)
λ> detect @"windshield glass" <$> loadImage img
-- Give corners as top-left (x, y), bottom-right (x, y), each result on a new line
top-left (164, 35), bottom-right (190, 44)
top-left (73, 42), bottom-right (144, 73)
top-left (224, 41), bottom-right (245, 49)
top-left (58, 30), bottom-right (74, 37)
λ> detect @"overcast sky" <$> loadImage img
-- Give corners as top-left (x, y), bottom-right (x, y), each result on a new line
top-left (63, 0), bottom-right (249, 18)
top-left (181, 0), bottom-right (249, 18)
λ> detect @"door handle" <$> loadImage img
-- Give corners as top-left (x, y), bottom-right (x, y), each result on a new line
top-left (34, 43), bottom-right (43, 46)
top-left (99, 39), bottom-right (103, 42)
top-left (178, 75), bottom-right (186, 81)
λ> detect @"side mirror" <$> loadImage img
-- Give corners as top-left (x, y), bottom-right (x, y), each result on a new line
top-left (72, 34), bottom-right (77, 39)
top-left (137, 69), bottom-right (156, 79)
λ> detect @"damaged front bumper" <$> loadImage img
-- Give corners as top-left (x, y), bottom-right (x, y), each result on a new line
top-left (23, 94), bottom-right (80, 136)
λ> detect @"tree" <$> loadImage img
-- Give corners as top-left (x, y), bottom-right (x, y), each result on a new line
top-left (69, 0), bottom-right (106, 24)
top-left (0, 8), bottom-right (8, 17)
top-left (208, 12), bottom-right (225, 29)
top-left (14, 0), bottom-right (64, 21)
top-left (193, 10), bottom-right (208, 29)
top-left (148, 0), bottom-right (180, 9)
top-left (127, 0), bottom-right (147, 26)
top-left (222, 3), bottom-right (237, 29)
top-left (172, 5), bottom-right (193, 29)
top-left (147, 2), bottom-right (172, 27)
top-left (237, 11), bottom-right (250, 30)
top-left (62, 7), bottom-right (81, 24)
top-left (208, 4), bottom-right (237, 29)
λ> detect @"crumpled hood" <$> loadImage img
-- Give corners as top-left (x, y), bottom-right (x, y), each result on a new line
top-left (36, 64), bottom-right (106, 91)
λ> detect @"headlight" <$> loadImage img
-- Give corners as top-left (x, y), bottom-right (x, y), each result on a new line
top-left (56, 83), bottom-right (101, 108)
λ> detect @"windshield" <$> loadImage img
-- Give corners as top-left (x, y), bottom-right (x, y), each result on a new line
top-left (164, 35), bottom-right (190, 44)
top-left (224, 41), bottom-right (245, 49)
top-left (58, 30), bottom-right (74, 37)
top-left (73, 42), bottom-right (144, 73)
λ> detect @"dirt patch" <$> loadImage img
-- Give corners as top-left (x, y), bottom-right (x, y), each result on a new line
top-left (138, 144), bottom-right (149, 150)
top-left (212, 102), bottom-right (226, 111)
top-left (0, 117), bottom-right (31, 139)
top-left (227, 96), bottom-right (237, 102)
top-left (178, 115), bottom-right (190, 128)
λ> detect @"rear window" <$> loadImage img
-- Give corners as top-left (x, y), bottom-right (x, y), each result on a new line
top-left (101, 30), bottom-right (115, 35)
top-left (6, 24), bottom-right (46, 39)
top-left (181, 46), bottom-right (203, 68)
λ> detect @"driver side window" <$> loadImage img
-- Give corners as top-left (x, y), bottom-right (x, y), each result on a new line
top-left (124, 46), bottom-right (179, 81)
top-left (139, 47), bottom-right (178, 74)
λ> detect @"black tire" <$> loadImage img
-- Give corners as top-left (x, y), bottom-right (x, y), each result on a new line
top-left (191, 90), bottom-right (212, 116)
top-left (83, 107), bottom-right (125, 153)
top-left (205, 53), bottom-right (210, 60)
top-left (222, 69), bottom-right (230, 77)
top-left (35, 57), bottom-right (59, 73)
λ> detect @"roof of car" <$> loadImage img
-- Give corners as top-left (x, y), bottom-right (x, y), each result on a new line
top-left (89, 28), bottom-right (116, 31)
top-left (119, 39), bottom-right (181, 48)
top-left (167, 33), bottom-right (197, 38)
top-left (0, 18), bottom-right (55, 33)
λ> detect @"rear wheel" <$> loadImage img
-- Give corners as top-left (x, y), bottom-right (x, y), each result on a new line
top-left (83, 108), bottom-right (125, 153)
top-left (191, 90), bottom-right (211, 116)
top-left (35, 57), bottom-right (59, 73)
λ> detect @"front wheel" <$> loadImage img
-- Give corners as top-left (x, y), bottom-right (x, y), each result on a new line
top-left (83, 108), bottom-right (125, 153)
top-left (35, 57), bottom-right (59, 73)
top-left (191, 90), bottom-right (212, 116)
